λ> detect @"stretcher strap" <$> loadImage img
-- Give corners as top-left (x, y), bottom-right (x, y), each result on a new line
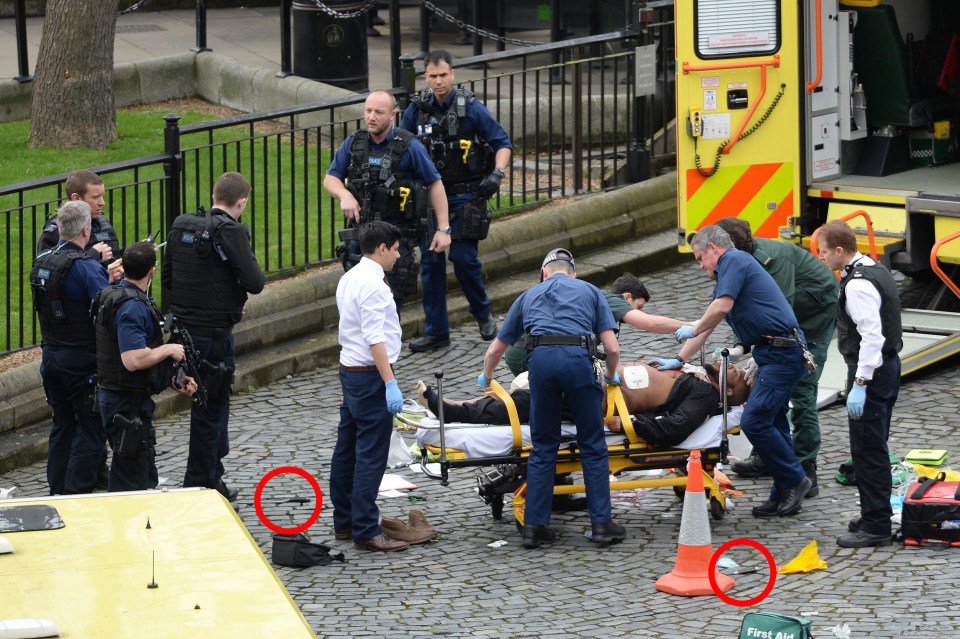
top-left (489, 379), bottom-right (523, 450)
top-left (606, 385), bottom-right (641, 445)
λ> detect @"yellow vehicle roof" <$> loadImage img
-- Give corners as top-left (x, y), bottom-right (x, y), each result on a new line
top-left (0, 489), bottom-right (315, 638)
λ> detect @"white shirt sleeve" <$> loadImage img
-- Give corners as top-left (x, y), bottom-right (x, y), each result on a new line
top-left (844, 277), bottom-right (884, 379)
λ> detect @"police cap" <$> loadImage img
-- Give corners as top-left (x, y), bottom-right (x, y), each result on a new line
top-left (540, 248), bottom-right (575, 282)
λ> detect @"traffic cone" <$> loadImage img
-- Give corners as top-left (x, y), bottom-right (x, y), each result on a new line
top-left (655, 450), bottom-right (735, 596)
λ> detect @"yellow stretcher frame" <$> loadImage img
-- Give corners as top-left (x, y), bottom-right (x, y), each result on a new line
top-left (421, 380), bottom-right (735, 528)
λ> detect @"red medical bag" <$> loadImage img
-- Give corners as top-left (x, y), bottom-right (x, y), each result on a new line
top-left (901, 473), bottom-right (960, 547)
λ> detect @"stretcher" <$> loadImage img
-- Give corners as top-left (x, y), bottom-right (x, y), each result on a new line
top-left (412, 365), bottom-right (742, 527)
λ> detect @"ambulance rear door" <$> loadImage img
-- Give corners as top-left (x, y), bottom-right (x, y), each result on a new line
top-left (675, 0), bottom-right (803, 249)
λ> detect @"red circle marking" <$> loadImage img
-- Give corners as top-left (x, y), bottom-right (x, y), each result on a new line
top-left (254, 466), bottom-right (323, 535)
top-left (709, 538), bottom-right (777, 606)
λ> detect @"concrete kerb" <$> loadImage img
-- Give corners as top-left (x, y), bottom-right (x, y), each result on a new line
top-left (0, 173), bottom-right (680, 474)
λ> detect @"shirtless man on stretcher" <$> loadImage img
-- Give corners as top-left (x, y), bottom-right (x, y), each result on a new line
top-left (417, 361), bottom-right (754, 447)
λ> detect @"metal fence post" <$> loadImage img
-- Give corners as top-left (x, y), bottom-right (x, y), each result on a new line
top-left (390, 0), bottom-right (402, 86)
top-left (192, 0), bottom-right (211, 53)
top-left (14, 0), bottom-right (33, 83)
top-left (572, 45), bottom-right (583, 191)
top-left (278, 0), bottom-right (293, 77)
top-left (418, 0), bottom-right (430, 59)
top-left (628, 1), bottom-right (651, 182)
top-left (162, 114), bottom-right (182, 313)
top-left (399, 54), bottom-right (417, 106)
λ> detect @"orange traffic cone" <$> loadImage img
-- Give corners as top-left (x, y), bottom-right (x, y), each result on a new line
top-left (655, 450), bottom-right (735, 596)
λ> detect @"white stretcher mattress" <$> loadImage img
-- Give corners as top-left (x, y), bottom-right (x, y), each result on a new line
top-left (415, 406), bottom-right (743, 458)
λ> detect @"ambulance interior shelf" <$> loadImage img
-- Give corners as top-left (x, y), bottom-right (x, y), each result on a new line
top-left (689, 83), bottom-right (787, 178)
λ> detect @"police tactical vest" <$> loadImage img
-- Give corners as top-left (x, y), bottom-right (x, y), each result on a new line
top-left (167, 208), bottom-right (246, 327)
top-left (412, 87), bottom-right (495, 191)
top-left (93, 285), bottom-right (165, 393)
top-left (346, 129), bottom-right (423, 227)
top-left (30, 245), bottom-right (97, 348)
top-left (837, 262), bottom-right (903, 365)
top-left (41, 214), bottom-right (121, 259)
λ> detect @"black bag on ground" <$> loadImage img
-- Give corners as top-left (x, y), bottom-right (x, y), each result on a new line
top-left (901, 472), bottom-right (960, 547)
top-left (272, 534), bottom-right (345, 567)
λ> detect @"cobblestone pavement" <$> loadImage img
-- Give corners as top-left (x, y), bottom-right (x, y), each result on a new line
top-left (5, 261), bottom-right (960, 639)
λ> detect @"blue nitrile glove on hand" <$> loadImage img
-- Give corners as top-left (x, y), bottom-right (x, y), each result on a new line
top-left (478, 372), bottom-right (490, 388)
top-left (604, 372), bottom-right (621, 385)
top-left (847, 384), bottom-right (866, 419)
top-left (649, 358), bottom-right (684, 371)
top-left (477, 168), bottom-right (505, 198)
top-left (675, 325), bottom-right (697, 342)
top-left (385, 379), bottom-right (404, 414)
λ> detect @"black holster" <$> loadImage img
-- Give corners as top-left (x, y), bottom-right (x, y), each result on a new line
top-left (83, 374), bottom-right (99, 417)
top-left (200, 359), bottom-right (234, 403)
top-left (453, 199), bottom-right (491, 241)
top-left (114, 413), bottom-right (152, 460)
top-left (336, 226), bottom-right (362, 272)
top-left (390, 248), bottom-right (420, 297)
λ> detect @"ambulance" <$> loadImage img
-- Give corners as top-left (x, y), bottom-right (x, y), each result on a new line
top-left (673, 0), bottom-right (960, 380)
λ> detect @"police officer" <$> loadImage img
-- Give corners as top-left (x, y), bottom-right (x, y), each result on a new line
top-left (479, 248), bottom-right (626, 549)
top-left (30, 201), bottom-right (121, 495)
top-left (94, 242), bottom-right (197, 491)
top-left (161, 171), bottom-right (265, 501)
top-left (400, 50), bottom-right (513, 352)
top-left (325, 90), bottom-right (452, 310)
top-left (669, 225), bottom-right (811, 518)
top-left (818, 220), bottom-right (901, 548)
top-left (38, 170), bottom-right (121, 265)
top-left (715, 217), bottom-right (839, 496)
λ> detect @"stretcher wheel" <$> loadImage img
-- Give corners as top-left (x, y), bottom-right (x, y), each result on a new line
top-left (710, 495), bottom-right (725, 520)
top-left (673, 467), bottom-right (687, 501)
top-left (490, 494), bottom-right (504, 521)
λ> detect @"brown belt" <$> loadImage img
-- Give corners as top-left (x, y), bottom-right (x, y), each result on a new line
top-left (340, 365), bottom-right (379, 373)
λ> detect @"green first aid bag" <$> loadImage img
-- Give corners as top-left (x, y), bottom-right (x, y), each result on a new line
top-left (739, 612), bottom-right (812, 639)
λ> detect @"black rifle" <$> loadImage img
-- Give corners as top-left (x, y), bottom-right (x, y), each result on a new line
top-left (169, 316), bottom-right (209, 408)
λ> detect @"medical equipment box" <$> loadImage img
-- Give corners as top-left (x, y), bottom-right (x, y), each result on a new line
top-left (901, 473), bottom-right (960, 547)
top-left (904, 448), bottom-right (948, 466)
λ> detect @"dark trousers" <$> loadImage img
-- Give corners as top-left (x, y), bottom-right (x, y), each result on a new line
top-left (847, 355), bottom-right (900, 536)
top-left (632, 374), bottom-right (720, 447)
top-left (183, 332), bottom-right (235, 489)
top-left (742, 343), bottom-right (807, 501)
top-left (99, 388), bottom-right (157, 492)
top-left (419, 214), bottom-right (491, 336)
top-left (525, 346), bottom-right (611, 527)
top-left (330, 369), bottom-right (393, 541)
top-left (40, 346), bottom-right (104, 495)
top-left (789, 324), bottom-right (834, 466)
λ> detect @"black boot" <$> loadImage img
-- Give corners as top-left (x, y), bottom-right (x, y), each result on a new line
top-left (801, 460), bottom-right (819, 498)
top-left (731, 451), bottom-right (769, 478)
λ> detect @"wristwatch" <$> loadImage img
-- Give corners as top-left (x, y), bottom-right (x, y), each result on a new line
top-left (437, 226), bottom-right (452, 234)
top-left (853, 376), bottom-right (870, 387)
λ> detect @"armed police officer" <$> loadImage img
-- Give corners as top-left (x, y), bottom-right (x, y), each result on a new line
top-left (94, 242), bottom-right (197, 491)
top-left (400, 50), bottom-right (513, 352)
top-left (31, 201), bottom-right (122, 495)
top-left (38, 170), bottom-right (122, 265)
top-left (161, 171), bottom-right (265, 502)
top-left (325, 90), bottom-right (452, 309)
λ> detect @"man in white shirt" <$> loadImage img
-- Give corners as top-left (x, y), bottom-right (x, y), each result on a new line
top-left (818, 220), bottom-right (902, 548)
top-left (331, 221), bottom-right (409, 553)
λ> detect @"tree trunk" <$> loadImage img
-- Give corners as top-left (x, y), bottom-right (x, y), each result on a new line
top-left (28, 0), bottom-right (120, 150)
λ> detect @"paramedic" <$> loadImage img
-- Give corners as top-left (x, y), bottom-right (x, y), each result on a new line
top-left (479, 248), bottom-right (626, 549)
top-left (716, 217), bottom-right (838, 496)
top-left (818, 220), bottom-right (901, 548)
top-left (418, 360), bottom-right (754, 447)
top-left (31, 201), bottom-right (121, 495)
top-left (324, 90), bottom-right (451, 310)
top-left (161, 172), bottom-right (265, 502)
top-left (669, 225), bottom-right (811, 518)
top-left (503, 272), bottom-right (688, 376)
top-left (332, 221), bottom-right (409, 553)
top-left (400, 50), bottom-right (513, 352)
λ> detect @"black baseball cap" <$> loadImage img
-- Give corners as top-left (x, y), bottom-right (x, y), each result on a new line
top-left (540, 248), bottom-right (575, 281)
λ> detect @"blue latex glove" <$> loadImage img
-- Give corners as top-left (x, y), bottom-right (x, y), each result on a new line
top-left (648, 358), bottom-right (684, 371)
top-left (847, 384), bottom-right (866, 419)
top-left (478, 372), bottom-right (490, 388)
top-left (385, 379), bottom-right (403, 414)
top-left (675, 325), bottom-right (697, 342)
top-left (604, 372), bottom-right (621, 385)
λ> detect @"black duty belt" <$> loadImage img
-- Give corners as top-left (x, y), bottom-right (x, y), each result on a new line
top-left (524, 334), bottom-right (596, 352)
top-left (183, 325), bottom-right (233, 339)
top-left (446, 181), bottom-right (483, 196)
top-left (762, 334), bottom-right (798, 348)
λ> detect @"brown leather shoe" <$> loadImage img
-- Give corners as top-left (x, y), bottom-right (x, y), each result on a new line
top-left (354, 533), bottom-right (409, 552)
top-left (408, 510), bottom-right (438, 536)
top-left (380, 516), bottom-right (436, 544)
top-left (334, 529), bottom-right (351, 541)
